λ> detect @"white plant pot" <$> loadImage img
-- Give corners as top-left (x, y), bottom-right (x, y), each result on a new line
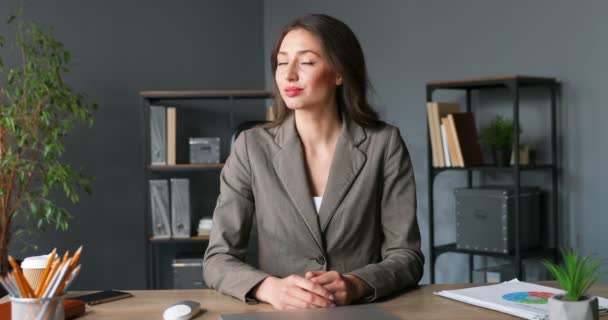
top-left (548, 294), bottom-right (599, 320)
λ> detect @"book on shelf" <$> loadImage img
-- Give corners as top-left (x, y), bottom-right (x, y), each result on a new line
top-left (149, 105), bottom-right (177, 166)
top-left (446, 115), bottom-right (463, 167)
top-left (442, 116), bottom-right (461, 167)
top-left (170, 178), bottom-right (191, 238)
top-left (166, 106), bottom-right (177, 165)
top-left (440, 123), bottom-right (451, 167)
top-left (447, 112), bottom-right (483, 167)
top-left (426, 102), bottom-right (460, 167)
top-left (149, 179), bottom-right (171, 238)
top-left (150, 106), bottom-right (167, 165)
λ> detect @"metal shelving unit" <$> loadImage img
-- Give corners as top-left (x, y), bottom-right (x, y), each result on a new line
top-left (426, 76), bottom-right (559, 284)
top-left (140, 90), bottom-right (273, 289)
top-left (147, 164), bottom-right (225, 172)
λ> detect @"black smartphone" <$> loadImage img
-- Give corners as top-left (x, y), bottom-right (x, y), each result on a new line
top-left (71, 290), bottom-right (133, 305)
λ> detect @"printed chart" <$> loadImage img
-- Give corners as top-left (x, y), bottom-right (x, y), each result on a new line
top-left (502, 291), bottom-right (555, 304)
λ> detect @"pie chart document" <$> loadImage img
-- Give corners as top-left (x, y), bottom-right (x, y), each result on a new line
top-left (435, 279), bottom-right (608, 320)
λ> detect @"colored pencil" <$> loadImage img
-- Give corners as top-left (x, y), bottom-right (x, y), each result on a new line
top-left (8, 255), bottom-right (34, 298)
top-left (34, 249), bottom-right (57, 297)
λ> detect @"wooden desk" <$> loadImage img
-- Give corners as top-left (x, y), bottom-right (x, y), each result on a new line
top-left (60, 283), bottom-right (608, 319)
top-left (3, 283), bottom-right (606, 319)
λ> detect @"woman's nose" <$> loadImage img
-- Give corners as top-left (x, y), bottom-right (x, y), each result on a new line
top-left (285, 62), bottom-right (298, 81)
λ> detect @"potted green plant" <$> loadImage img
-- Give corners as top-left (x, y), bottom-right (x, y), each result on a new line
top-left (543, 248), bottom-right (605, 320)
top-left (478, 115), bottom-right (518, 166)
top-left (0, 12), bottom-right (96, 271)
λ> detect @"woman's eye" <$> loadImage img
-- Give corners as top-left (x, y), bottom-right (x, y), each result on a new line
top-left (277, 62), bottom-right (287, 66)
top-left (301, 61), bottom-right (315, 65)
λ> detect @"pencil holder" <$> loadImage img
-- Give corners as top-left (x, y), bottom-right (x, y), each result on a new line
top-left (10, 295), bottom-right (65, 320)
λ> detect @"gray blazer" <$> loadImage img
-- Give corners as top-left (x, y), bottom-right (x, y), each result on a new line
top-left (203, 113), bottom-right (424, 303)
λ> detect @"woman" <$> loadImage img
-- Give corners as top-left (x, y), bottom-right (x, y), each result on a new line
top-left (203, 14), bottom-right (423, 310)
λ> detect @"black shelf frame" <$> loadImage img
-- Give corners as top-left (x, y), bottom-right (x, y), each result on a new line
top-left (141, 90), bottom-right (273, 289)
top-left (434, 243), bottom-right (557, 259)
top-left (432, 164), bottom-right (555, 174)
top-left (426, 76), bottom-right (559, 284)
top-left (141, 90), bottom-right (274, 102)
top-left (147, 164), bottom-right (225, 172)
top-left (149, 236), bottom-right (210, 243)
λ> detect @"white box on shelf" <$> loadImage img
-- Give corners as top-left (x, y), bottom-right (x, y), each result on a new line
top-left (198, 218), bottom-right (213, 237)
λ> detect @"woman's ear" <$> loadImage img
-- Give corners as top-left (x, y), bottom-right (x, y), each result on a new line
top-left (336, 75), bottom-right (343, 86)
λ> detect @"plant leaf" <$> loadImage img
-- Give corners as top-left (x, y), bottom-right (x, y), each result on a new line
top-left (544, 248), bottom-right (605, 301)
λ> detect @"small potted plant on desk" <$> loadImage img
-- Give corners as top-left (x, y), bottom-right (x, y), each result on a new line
top-left (543, 248), bottom-right (605, 320)
top-left (479, 115), bottom-right (518, 167)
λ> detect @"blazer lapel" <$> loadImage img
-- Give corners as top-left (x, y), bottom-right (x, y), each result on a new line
top-left (319, 117), bottom-right (367, 233)
top-left (272, 114), bottom-right (324, 252)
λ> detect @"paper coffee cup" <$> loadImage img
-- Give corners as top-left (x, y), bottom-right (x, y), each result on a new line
top-left (21, 254), bottom-right (52, 291)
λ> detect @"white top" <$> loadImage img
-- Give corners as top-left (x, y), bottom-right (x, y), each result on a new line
top-left (313, 196), bottom-right (323, 213)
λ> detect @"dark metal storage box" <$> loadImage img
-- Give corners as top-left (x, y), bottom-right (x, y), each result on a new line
top-left (455, 187), bottom-right (541, 254)
top-left (172, 254), bottom-right (206, 289)
top-left (189, 137), bottom-right (220, 164)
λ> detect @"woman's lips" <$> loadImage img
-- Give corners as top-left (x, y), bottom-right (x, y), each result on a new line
top-left (284, 87), bottom-right (303, 97)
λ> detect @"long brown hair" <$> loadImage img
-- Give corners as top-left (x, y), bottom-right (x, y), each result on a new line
top-left (267, 14), bottom-right (380, 128)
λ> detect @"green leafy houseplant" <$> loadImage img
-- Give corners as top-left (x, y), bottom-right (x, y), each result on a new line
top-left (0, 13), bottom-right (96, 271)
top-left (478, 116), bottom-right (520, 166)
top-left (543, 248), bottom-right (604, 301)
top-left (479, 115), bottom-right (516, 151)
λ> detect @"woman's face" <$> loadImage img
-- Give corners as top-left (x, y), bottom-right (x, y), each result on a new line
top-left (275, 28), bottom-right (341, 112)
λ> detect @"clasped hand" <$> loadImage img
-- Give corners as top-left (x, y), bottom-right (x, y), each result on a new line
top-left (253, 271), bottom-right (369, 310)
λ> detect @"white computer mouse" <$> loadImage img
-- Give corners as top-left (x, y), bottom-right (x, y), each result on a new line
top-left (163, 300), bottom-right (201, 320)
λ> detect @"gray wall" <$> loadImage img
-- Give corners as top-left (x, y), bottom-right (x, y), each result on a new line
top-left (2, 0), bottom-right (265, 290)
top-left (264, 0), bottom-right (608, 283)
top-left (3, 0), bottom-right (606, 291)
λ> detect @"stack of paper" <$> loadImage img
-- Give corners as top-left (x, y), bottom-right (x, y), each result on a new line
top-left (435, 279), bottom-right (608, 320)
